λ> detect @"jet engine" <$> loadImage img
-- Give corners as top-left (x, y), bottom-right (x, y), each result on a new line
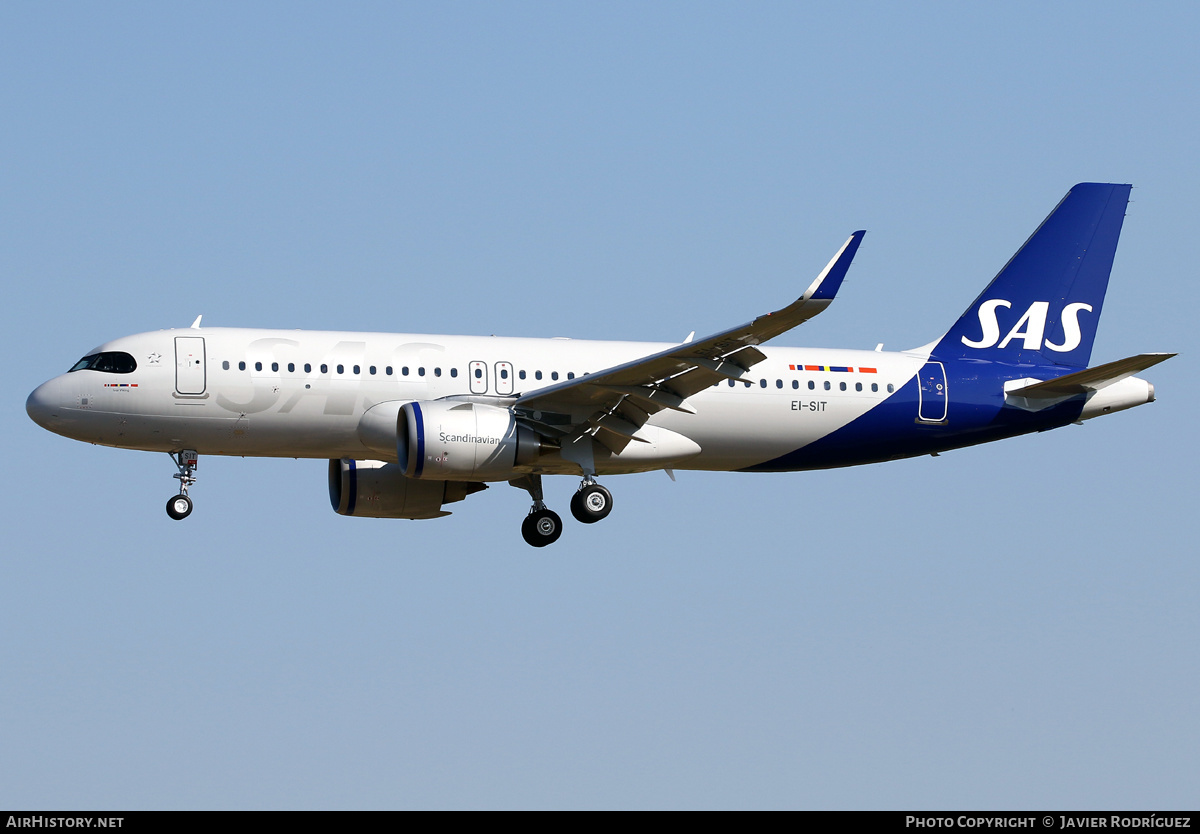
top-left (397, 400), bottom-right (543, 481)
top-left (328, 458), bottom-right (486, 519)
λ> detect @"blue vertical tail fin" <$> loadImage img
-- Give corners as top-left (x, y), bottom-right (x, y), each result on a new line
top-left (932, 183), bottom-right (1132, 368)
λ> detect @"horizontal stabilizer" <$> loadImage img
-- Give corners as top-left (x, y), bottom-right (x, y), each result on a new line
top-left (1008, 353), bottom-right (1175, 399)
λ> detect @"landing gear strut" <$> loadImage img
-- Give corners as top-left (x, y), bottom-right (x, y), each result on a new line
top-left (510, 474), bottom-right (562, 547)
top-left (166, 450), bottom-right (197, 520)
top-left (570, 478), bottom-right (613, 524)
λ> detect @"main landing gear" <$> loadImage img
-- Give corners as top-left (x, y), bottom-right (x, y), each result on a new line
top-left (570, 478), bottom-right (612, 524)
top-left (511, 474), bottom-right (561, 547)
top-left (166, 450), bottom-right (198, 520)
top-left (522, 508), bottom-right (562, 548)
top-left (510, 474), bottom-right (615, 547)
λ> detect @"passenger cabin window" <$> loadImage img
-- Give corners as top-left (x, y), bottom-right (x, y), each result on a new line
top-left (255, 362), bottom-right (263, 372)
top-left (386, 366), bottom-right (393, 375)
top-left (824, 381), bottom-right (831, 390)
top-left (321, 364), bottom-right (328, 374)
top-left (337, 364), bottom-right (344, 374)
top-left (288, 363), bottom-right (296, 373)
top-left (887, 383), bottom-right (895, 393)
top-left (450, 368), bottom-right (458, 378)
top-left (305, 363), bottom-right (312, 373)
top-left (434, 367), bottom-right (442, 377)
top-left (353, 365), bottom-right (360, 375)
top-left (808, 380), bottom-right (815, 390)
top-left (239, 361), bottom-right (246, 371)
top-left (369, 366), bottom-right (376, 375)
top-left (402, 366), bottom-right (409, 376)
top-left (519, 370), bottom-right (526, 380)
top-left (551, 372), bottom-right (559, 381)
top-left (222, 361), bottom-right (230, 370)
top-left (535, 371), bottom-right (543, 380)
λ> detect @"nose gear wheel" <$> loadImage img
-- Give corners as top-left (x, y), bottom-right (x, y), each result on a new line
top-left (166, 450), bottom-right (198, 521)
top-left (166, 494), bottom-right (193, 520)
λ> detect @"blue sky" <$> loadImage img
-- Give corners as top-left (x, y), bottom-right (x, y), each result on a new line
top-left (2, 2), bottom-right (1197, 809)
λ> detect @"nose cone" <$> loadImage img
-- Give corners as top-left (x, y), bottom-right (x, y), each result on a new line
top-left (27, 378), bottom-right (66, 431)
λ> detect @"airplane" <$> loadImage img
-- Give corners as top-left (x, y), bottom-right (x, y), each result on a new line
top-left (26, 183), bottom-right (1174, 547)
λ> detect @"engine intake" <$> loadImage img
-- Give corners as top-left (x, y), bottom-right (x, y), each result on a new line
top-left (398, 400), bottom-right (542, 481)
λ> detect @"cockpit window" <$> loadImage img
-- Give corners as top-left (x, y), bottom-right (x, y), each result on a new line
top-left (68, 352), bottom-right (137, 374)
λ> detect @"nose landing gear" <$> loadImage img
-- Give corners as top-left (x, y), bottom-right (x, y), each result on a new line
top-left (166, 450), bottom-right (198, 520)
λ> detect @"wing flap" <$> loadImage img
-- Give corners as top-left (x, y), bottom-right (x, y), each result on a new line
top-left (589, 384), bottom-right (696, 415)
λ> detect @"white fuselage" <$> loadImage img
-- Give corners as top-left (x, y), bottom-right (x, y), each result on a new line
top-left (28, 327), bottom-right (926, 475)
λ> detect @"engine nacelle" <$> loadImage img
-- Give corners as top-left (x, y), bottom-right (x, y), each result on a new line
top-left (398, 400), bottom-right (541, 481)
top-left (328, 458), bottom-right (486, 519)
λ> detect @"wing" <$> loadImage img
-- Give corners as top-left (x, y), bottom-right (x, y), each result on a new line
top-left (513, 231), bottom-right (866, 458)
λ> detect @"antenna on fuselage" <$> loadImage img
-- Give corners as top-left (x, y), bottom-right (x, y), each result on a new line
top-left (190, 315), bottom-right (203, 329)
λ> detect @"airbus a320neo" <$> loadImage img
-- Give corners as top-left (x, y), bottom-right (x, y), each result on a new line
top-left (28, 184), bottom-right (1172, 546)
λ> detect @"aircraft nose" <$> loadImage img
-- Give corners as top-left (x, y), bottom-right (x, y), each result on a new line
top-left (26, 378), bottom-right (65, 430)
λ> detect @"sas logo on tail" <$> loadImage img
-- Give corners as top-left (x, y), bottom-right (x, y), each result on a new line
top-left (962, 300), bottom-right (1093, 352)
